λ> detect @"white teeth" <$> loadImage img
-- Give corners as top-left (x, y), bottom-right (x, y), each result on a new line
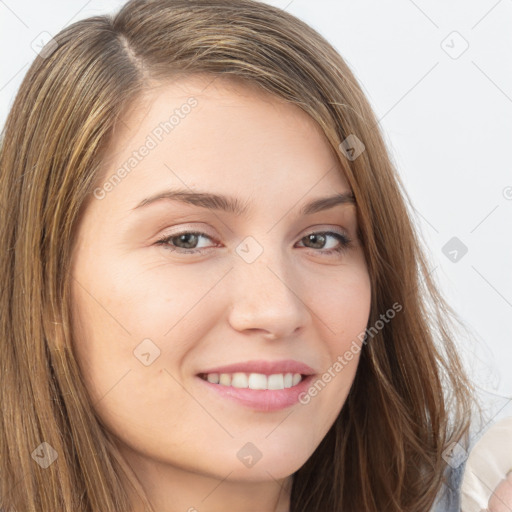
top-left (219, 373), bottom-right (231, 386)
top-left (267, 374), bottom-right (284, 390)
top-left (231, 372), bottom-right (249, 388)
top-left (202, 372), bottom-right (304, 390)
top-left (248, 373), bottom-right (267, 390)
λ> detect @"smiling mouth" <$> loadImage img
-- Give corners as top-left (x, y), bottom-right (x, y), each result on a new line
top-left (197, 372), bottom-right (305, 390)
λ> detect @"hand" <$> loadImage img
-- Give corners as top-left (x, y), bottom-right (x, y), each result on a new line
top-left (487, 471), bottom-right (512, 512)
top-left (460, 416), bottom-right (512, 512)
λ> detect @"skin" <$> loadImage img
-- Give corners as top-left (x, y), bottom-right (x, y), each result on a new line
top-left (488, 472), bottom-right (512, 512)
top-left (70, 75), bottom-right (372, 512)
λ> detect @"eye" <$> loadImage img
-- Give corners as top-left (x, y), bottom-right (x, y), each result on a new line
top-left (154, 229), bottom-right (352, 256)
top-left (155, 231), bottom-right (218, 254)
top-left (295, 231), bottom-right (352, 256)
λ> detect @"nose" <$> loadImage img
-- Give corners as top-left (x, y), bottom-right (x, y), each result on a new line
top-left (226, 249), bottom-right (310, 341)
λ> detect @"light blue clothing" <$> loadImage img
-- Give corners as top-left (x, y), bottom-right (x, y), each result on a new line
top-left (432, 459), bottom-right (466, 511)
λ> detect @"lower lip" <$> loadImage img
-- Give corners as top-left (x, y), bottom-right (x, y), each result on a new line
top-left (196, 374), bottom-right (315, 412)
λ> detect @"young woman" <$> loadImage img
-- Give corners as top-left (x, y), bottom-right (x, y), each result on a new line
top-left (0, 1), bottom-right (475, 510)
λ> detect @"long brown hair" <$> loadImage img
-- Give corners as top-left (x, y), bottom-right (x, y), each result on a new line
top-left (0, 0), bottom-right (474, 510)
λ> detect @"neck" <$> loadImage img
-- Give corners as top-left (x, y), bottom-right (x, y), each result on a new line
top-left (119, 444), bottom-right (293, 512)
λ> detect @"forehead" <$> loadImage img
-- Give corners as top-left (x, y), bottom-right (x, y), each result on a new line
top-left (94, 75), bottom-right (351, 215)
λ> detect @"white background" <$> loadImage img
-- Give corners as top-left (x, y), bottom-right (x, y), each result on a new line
top-left (1, 0), bottom-right (511, 425)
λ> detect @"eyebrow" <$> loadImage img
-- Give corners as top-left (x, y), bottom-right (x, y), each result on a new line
top-left (131, 188), bottom-right (355, 216)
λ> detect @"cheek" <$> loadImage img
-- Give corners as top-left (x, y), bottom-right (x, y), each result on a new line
top-left (292, 260), bottom-right (371, 428)
top-left (305, 257), bottom-right (372, 347)
top-left (70, 251), bottom-right (213, 349)
top-left (69, 251), bottom-right (231, 407)
top-left (70, 263), bottom-right (200, 452)
top-left (97, 256), bottom-right (230, 338)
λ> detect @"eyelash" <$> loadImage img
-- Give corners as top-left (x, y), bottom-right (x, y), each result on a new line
top-left (154, 230), bottom-right (352, 257)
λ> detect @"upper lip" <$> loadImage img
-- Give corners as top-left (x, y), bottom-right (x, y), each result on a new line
top-left (197, 359), bottom-right (316, 376)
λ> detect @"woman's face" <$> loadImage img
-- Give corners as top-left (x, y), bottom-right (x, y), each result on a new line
top-left (70, 76), bottom-right (371, 484)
